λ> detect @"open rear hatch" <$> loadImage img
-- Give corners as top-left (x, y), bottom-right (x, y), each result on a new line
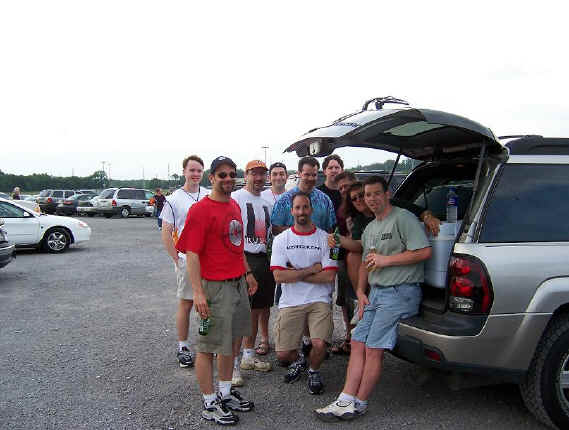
top-left (285, 98), bottom-right (505, 313)
top-left (284, 97), bottom-right (503, 161)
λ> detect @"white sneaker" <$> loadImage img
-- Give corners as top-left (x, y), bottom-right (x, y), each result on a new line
top-left (231, 368), bottom-right (244, 387)
top-left (202, 398), bottom-right (239, 425)
top-left (314, 399), bottom-right (357, 422)
top-left (240, 356), bottom-right (272, 372)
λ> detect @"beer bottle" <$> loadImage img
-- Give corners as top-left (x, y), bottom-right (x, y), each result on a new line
top-left (329, 227), bottom-right (341, 260)
top-left (199, 300), bottom-right (211, 336)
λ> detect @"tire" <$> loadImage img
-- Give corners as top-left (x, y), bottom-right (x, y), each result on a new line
top-left (520, 313), bottom-right (569, 429)
top-left (41, 228), bottom-right (70, 254)
top-left (104, 214), bottom-right (113, 219)
top-left (120, 207), bottom-right (130, 218)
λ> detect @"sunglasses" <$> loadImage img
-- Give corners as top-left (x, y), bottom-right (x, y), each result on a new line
top-left (217, 172), bottom-right (237, 179)
top-left (350, 192), bottom-right (364, 202)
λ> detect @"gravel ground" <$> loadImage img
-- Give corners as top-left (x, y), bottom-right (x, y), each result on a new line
top-left (0, 217), bottom-right (547, 429)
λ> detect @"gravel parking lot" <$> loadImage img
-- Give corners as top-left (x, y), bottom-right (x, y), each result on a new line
top-left (0, 217), bottom-right (547, 429)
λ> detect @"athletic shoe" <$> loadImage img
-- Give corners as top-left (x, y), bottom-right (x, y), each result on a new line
top-left (283, 357), bottom-right (307, 384)
top-left (220, 389), bottom-right (254, 412)
top-left (231, 368), bottom-right (244, 387)
top-left (240, 357), bottom-right (272, 372)
top-left (307, 370), bottom-right (324, 394)
top-left (177, 347), bottom-right (194, 368)
top-left (314, 399), bottom-right (357, 422)
top-left (202, 398), bottom-right (239, 425)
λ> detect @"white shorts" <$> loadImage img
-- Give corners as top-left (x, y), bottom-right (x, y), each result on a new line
top-left (174, 257), bottom-right (193, 300)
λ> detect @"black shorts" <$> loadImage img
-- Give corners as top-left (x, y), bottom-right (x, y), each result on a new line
top-left (246, 253), bottom-right (276, 309)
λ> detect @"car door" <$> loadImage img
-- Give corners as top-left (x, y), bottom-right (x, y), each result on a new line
top-left (0, 201), bottom-right (41, 245)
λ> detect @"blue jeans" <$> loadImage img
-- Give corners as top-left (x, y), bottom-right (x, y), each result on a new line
top-left (351, 283), bottom-right (422, 350)
top-left (156, 208), bottom-right (162, 228)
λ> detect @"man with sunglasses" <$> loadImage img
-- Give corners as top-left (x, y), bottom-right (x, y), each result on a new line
top-left (176, 156), bottom-right (258, 426)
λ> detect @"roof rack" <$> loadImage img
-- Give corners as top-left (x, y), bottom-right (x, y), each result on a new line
top-left (502, 135), bottom-right (569, 156)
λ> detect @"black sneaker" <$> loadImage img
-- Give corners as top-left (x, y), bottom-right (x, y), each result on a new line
top-left (177, 347), bottom-right (194, 368)
top-left (220, 389), bottom-right (254, 412)
top-left (202, 398), bottom-right (239, 425)
top-left (308, 370), bottom-right (324, 394)
top-left (284, 357), bottom-right (307, 384)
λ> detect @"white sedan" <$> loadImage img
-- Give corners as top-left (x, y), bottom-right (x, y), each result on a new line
top-left (0, 198), bottom-right (91, 253)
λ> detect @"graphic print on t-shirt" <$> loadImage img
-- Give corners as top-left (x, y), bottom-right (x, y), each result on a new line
top-left (232, 189), bottom-right (274, 254)
top-left (244, 203), bottom-right (271, 246)
top-left (228, 218), bottom-right (243, 247)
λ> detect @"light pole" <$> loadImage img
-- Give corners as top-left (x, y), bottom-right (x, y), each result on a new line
top-left (261, 146), bottom-right (269, 165)
top-left (101, 161), bottom-right (106, 188)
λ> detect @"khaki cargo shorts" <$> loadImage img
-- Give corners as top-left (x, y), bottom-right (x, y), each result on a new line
top-left (274, 302), bottom-right (333, 352)
top-left (174, 257), bottom-right (193, 300)
top-left (196, 276), bottom-right (252, 356)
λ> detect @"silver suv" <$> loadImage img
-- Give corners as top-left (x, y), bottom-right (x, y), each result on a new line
top-left (94, 188), bottom-right (148, 218)
top-left (37, 189), bottom-right (76, 214)
top-left (287, 97), bottom-right (569, 429)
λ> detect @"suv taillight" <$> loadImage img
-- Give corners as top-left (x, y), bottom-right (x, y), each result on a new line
top-left (47, 197), bottom-right (53, 203)
top-left (448, 255), bottom-right (493, 314)
top-left (112, 199), bottom-right (117, 207)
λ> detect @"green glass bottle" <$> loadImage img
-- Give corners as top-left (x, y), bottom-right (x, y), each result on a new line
top-left (329, 227), bottom-right (341, 260)
top-left (199, 300), bottom-right (211, 336)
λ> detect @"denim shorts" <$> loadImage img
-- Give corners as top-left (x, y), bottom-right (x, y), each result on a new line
top-left (351, 283), bottom-right (422, 350)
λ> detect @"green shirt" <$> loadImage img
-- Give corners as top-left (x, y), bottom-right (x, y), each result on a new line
top-left (362, 206), bottom-right (430, 287)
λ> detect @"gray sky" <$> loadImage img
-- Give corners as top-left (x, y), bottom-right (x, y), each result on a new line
top-left (1, 1), bottom-right (567, 179)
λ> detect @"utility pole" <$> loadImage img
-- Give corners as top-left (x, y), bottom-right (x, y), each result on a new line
top-left (142, 167), bottom-right (145, 189)
top-left (261, 146), bottom-right (269, 165)
top-left (107, 163), bottom-right (112, 186)
top-left (101, 161), bottom-right (106, 188)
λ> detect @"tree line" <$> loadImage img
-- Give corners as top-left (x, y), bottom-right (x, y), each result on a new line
top-left (1, 158), bottom-right (411, 193)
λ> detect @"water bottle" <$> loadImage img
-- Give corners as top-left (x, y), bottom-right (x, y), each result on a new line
top-left (329, 227), bottom-right (341, 260)
top-left (446, 187), bottom-right (458, 224)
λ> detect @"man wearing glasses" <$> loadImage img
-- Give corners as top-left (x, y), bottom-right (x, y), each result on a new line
top-left (176, 156), bottom-right (258, 426)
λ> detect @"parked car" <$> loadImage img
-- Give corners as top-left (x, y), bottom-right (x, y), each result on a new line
top-left (56, 193), bottom-right (94, 216)
top-left (94, 188), bottom-right (148, 218)
top-left (76, 195), bottom-right (99, 217)
top-left (37, 189), bottom-right (77, 214)
top-left (0, 192), bottom-right (10, 199)
top-left (286, 97), bottom-right (569, 429)
top-left (144, 190), bottom-right (154, 217)
top-left (0, 218), bottom-right (16, 268)
top-left (76, 189), bottom-right (98, 196)
top-left (0, 198), bottom-right (91, 253)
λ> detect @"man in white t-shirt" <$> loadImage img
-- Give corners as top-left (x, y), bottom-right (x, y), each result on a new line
top-left (260, 162), bottom-right (287, 204)
top-left (231, 160), bottom-right (273, 385)
top-left (270, 192), bottom-right (338, 395)
top-left (160, 155), bottom-right (210, 368)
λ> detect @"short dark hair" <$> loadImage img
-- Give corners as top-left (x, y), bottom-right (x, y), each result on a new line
top-left (269, 162), bottom-right (287, 175)
top-left (297, 156), bottom-right (320, 172)
top-left (322, 154), bottom-right (344, 171)
top-left (335, 171), bottom-right (356, 183)
top-left (291, 191), bottom-right (312, 208)
top-left (363, 175), bottom-right (388, 192)
top-left (183, 155), bottom-right (204, 169)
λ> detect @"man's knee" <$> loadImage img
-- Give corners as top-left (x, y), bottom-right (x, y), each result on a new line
top-left (276, 350), bottom-right (296, 362)
top-left (365, 346), bottom-right (385, 361)
top-left (311, 338), bottom-right (326, 352)
top-left (179, 299), bottom-right (193, 311)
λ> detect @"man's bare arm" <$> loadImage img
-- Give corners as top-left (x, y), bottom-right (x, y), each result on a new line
top-left (303, 269), bottom-right (337, 284)
top-left (272, 263), bottom-right (321, 283)
top-left (161, 221), bottom-right (179, 263)
top-left (365, 247), bottom-right (432, 270)
top-left (187, 251), bottom-right (209, 317)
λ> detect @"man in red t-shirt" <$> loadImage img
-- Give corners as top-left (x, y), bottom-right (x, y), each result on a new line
top-left (176, 156), bottom-right (258, 426)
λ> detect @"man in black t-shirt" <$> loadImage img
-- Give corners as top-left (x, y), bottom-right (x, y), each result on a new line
top-left (317, 154), bottom-right (343, 212)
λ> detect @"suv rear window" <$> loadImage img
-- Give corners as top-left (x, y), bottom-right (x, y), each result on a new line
top-left (480, 164), bottom-right (569, 242)
top-left (133, 190), bottom-right (146, 200)
top-left (99, 189), bottom-right (116, 199)
top-left (52, 191), bottom-right (63, 198)
top-left (39, 190), bottom-right (51, 197)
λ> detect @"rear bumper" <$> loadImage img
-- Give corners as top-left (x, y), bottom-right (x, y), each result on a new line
top-left (56, 205), bottom-right (76, 215)
top-left (392, 311), bottom-right (551, 382)
top-left (0, 242), bottom-right (15, 268)
top-left (39, 203), bottom-right (58, 212)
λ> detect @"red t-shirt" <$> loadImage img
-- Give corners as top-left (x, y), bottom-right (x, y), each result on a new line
top-left (176, 196), bottom-right (246, 280)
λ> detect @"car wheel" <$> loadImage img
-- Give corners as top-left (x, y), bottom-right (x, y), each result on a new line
top-left (120, 207), bottom-right (131, 218)
top-left (41, 228), bottom-right (70, 253)
top-left (521, 313), bottom-right (569, 429)
top-left (104, 214), bottom-right (113, 219)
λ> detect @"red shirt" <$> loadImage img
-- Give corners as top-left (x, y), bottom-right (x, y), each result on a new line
top-left (176, 196), bottom-right (246, 280)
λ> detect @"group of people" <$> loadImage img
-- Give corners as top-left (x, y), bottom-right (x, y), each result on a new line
top-left (159, 153), bottom-right (440, 425)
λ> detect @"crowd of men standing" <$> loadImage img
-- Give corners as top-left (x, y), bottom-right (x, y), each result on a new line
top-left (158, 153), bottom-right (438, 425)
